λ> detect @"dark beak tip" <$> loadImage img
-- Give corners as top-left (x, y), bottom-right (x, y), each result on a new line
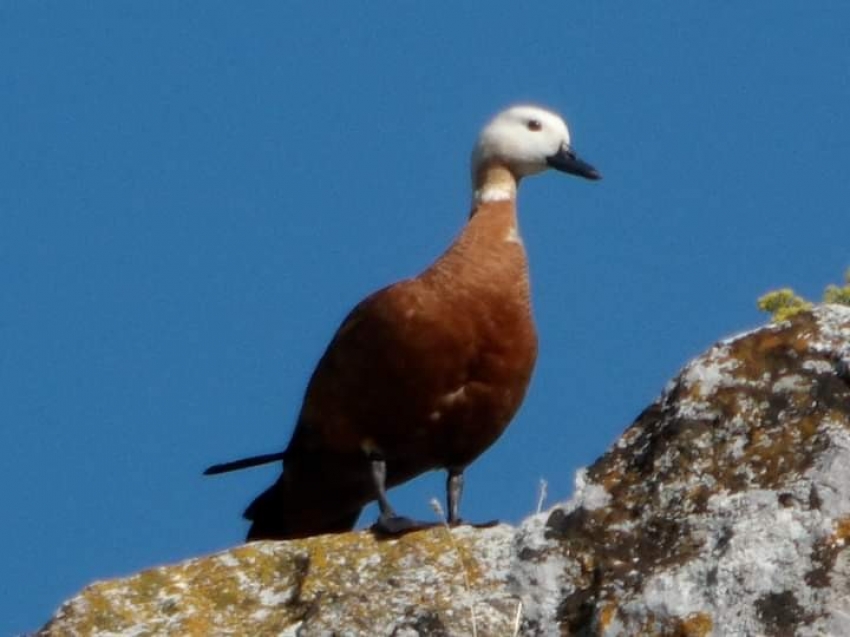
top-left (547, 149), bottom-right (601, 181)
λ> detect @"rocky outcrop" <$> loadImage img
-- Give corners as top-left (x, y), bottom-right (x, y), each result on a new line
top-left (39, 524), bottom-right (521, 636)
top-left (40, 305), bottom-right (850, 636)
top-left (543, 304), bottom-right (850, 635)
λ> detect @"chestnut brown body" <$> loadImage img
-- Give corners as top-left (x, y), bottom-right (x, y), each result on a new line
top-left (245, 199), bottom-right (538, 539)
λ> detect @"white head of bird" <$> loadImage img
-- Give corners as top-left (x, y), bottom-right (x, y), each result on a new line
top-left (471, 104), bottom-right (600, 186)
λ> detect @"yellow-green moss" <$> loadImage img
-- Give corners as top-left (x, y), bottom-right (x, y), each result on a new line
top-left (758, 268), bottom-right (850, 321)
top-left (757, 289), bottom-right (812, 322)
top-left (824, 269), bottom-right (850, 306)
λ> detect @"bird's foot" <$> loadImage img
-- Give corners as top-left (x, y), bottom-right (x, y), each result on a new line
top-left (448, 518), bottom-right (500, 529)
top-left (371, 514), bottom-right (436, 537)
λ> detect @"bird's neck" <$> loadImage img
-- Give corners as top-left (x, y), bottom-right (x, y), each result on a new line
top-left (459, 198), bottom-right (523, 252)
top-left (427, 165), bottom-right (529, 305)
top-left (464, 163), bottom-right (523, 251)
top-left (471, 164), bottom-right (518, 210)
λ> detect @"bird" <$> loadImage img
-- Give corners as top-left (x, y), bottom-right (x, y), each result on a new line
top-left (205, 104), bottom-right (600, 541)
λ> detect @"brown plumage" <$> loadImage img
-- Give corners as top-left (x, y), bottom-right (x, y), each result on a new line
top-left (205, 104), bottom-right (600, 540)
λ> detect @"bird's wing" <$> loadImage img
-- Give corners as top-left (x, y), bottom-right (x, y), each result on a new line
top-left (283, 278), bottom-right (471, 461)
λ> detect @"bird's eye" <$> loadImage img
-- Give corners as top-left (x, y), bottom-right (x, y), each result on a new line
top-left (526, 119), bottom-right (542, 132)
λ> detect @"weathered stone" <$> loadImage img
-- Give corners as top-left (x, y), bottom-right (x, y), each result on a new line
top-left (39, 305), bottom-right (850, 636)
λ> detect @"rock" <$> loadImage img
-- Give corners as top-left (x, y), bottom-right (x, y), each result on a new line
top-left (39, 524), bottom-right (520, 636)
top-left (546, 304), bottom-right (850, 636)
top-left (39, 305), bottom-right (850, 636)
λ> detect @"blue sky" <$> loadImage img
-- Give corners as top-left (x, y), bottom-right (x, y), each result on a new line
top-left (2, 3), bottom-right (849, 633)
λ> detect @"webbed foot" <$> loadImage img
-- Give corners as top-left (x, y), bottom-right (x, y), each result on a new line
top-left (371, 515), bottom-right (437, 537)
top-left (449, 518), bottom-right (500, 529)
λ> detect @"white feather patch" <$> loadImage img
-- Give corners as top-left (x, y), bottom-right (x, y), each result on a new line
top-left (505, 225), bottom-right (523, 245)
top-left (474, 184), bottom-right (514, 203)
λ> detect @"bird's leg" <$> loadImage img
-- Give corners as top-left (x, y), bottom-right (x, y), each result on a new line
top-left (370, 454), bottom-right (397, 519)
top-left (446, 466), bottom-right (499, 529)
top-left (446, 468), bottom-right (464, 525)
top-left (369, 453), bottom-right (434, 536)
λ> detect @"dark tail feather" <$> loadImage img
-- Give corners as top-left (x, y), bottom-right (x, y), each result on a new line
top-left (203, 451), bottom-right (286, 476)
top-left (243, 473), bottom-right (363, 541)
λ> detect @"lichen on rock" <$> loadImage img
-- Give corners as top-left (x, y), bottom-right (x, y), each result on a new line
top-left (543, 305), bottom-right (850, 635)
top-left (40, 305), bottom-right (850, 636)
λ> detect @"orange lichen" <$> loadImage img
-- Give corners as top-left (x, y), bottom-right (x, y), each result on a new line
top-left (678, 612), bottom-right (714, 637)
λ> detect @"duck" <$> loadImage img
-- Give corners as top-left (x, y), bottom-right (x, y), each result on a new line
top-left (205, 104), bottom-right (600, 540)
